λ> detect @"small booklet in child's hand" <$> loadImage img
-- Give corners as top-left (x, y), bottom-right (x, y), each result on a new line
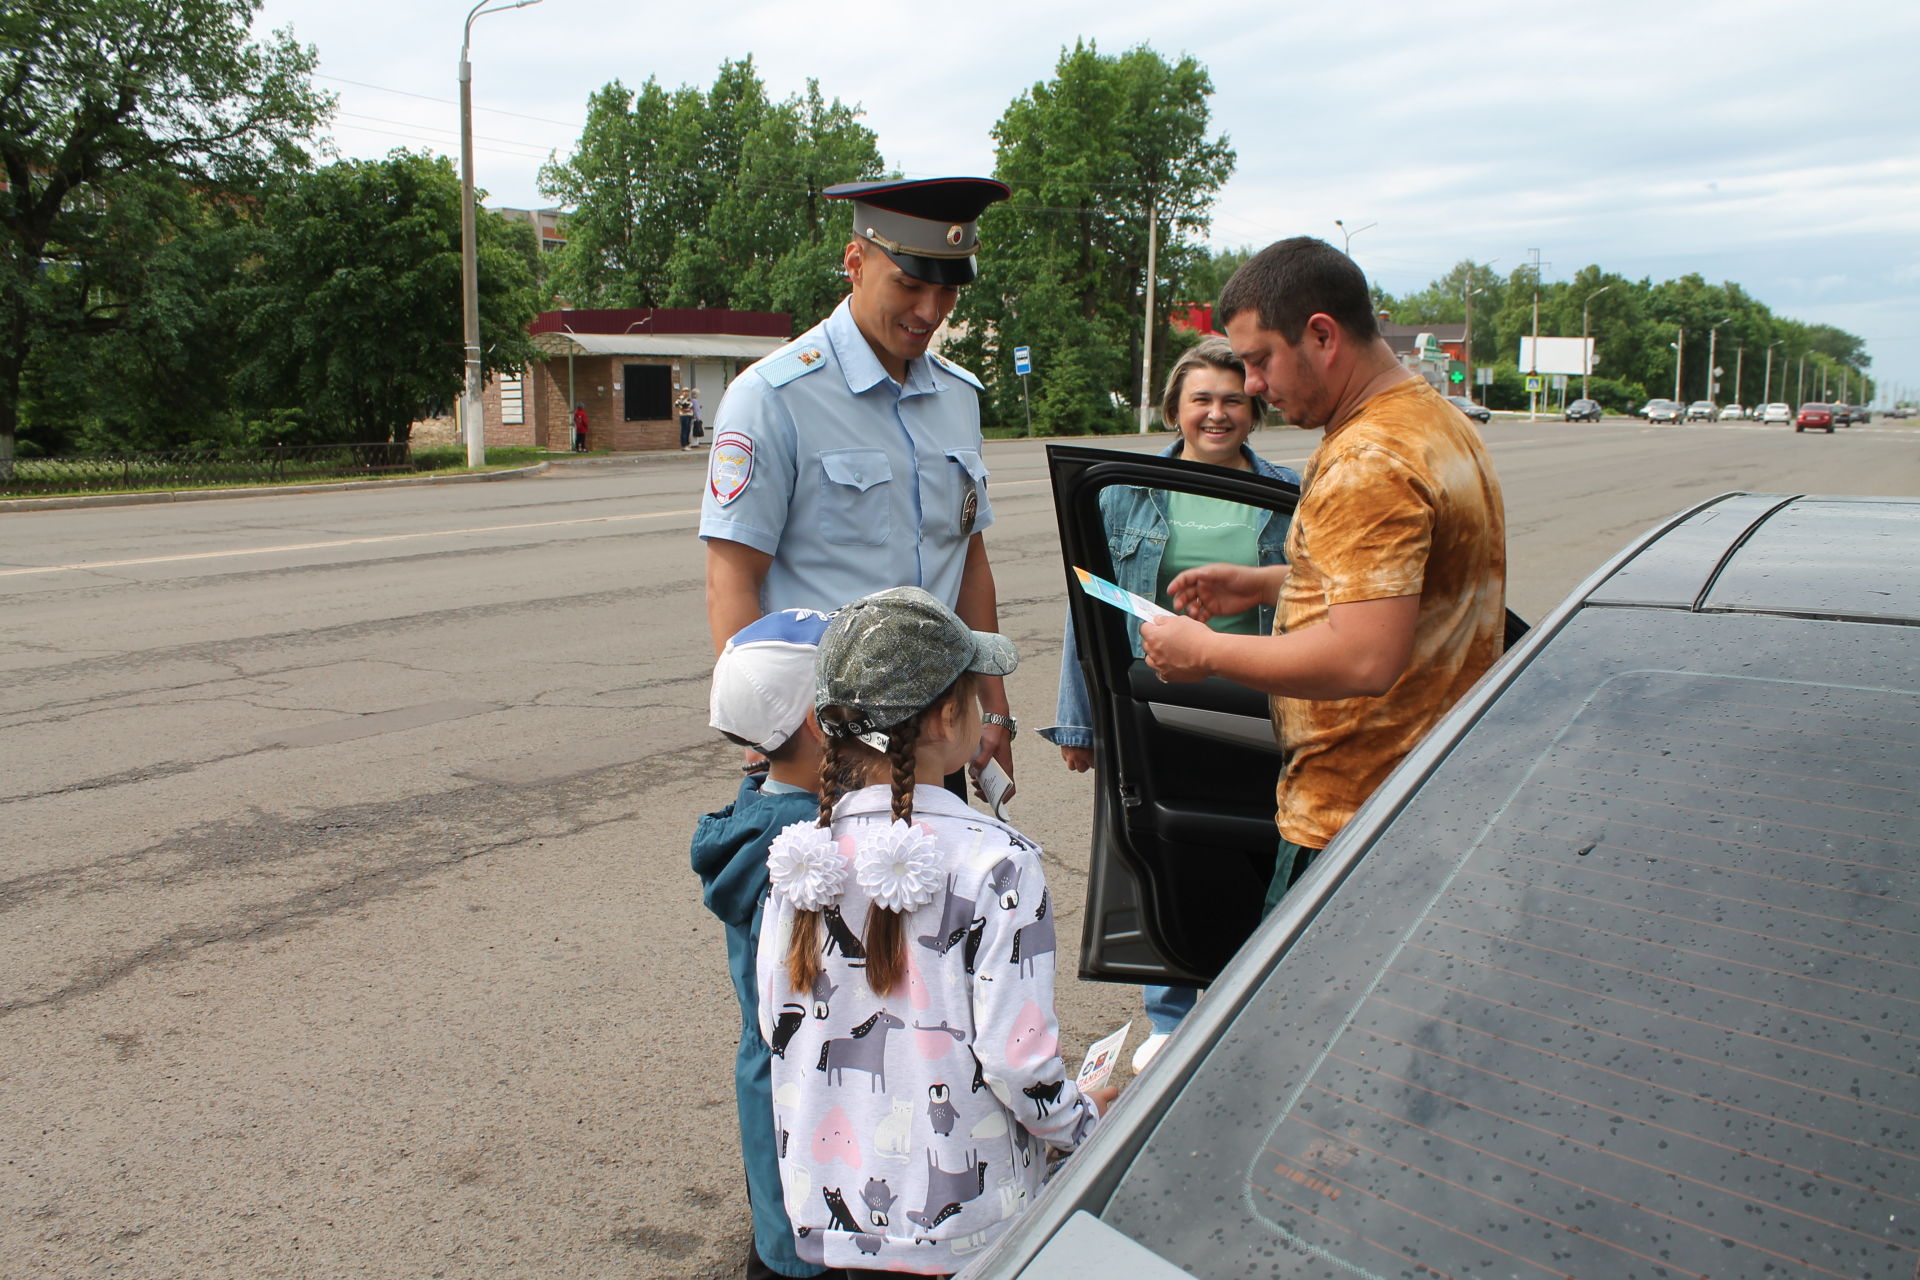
top-left (1076, 1022), bottom-right (1131, 1092)
top-left (1073, 566), bottom-right (1174, 623)
top-left (974, 759), bottom-right (1013, 821)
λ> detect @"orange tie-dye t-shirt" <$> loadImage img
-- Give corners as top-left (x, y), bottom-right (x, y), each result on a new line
top-left (1273, 377), bottom-right (1507, 848)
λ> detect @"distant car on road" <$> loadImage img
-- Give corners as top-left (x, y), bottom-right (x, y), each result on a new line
top-left (1445, 394), bottom-right (1491, 424)
top-left (1646, 399), bottom-right (1685, 423)
top-left (977, 482), bottom-right (1920, 1280)
top-left (1796, 402), bottom-right (1835, 433)
top-left (1718, 403), bottom-right (1746, 420)
top-left (1830, 403), bottom-right (1852, 426)
top-left (1563, 398), bottom-right (1601, 422)
top-left (1854, 406), bottom-right (1871, 423)
top-left (1761, 402), bottom-right (1792, 424)
top-left (1686, 400), bottom-right (1716, 420)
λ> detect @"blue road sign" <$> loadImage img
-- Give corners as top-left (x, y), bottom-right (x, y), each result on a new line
top-left (1013, 345), bottom-right (1032, 377)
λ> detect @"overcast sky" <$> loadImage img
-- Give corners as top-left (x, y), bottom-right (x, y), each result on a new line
top-left (253, 0), bottom-right (1919, 403)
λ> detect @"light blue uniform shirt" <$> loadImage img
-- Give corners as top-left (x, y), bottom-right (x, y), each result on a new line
top-left (698, 298), bottom-right (993, 614)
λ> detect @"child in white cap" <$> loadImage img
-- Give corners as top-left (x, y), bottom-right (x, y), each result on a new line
top-left (692, 608), bottom-right (840, 1280)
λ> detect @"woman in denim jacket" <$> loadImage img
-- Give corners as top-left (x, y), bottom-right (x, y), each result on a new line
top-left (1039, 336), bottom-right (1300, 1068)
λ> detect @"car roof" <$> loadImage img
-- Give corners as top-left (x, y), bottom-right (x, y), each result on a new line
top-left (1586, 494), bottom-right (1920, 622)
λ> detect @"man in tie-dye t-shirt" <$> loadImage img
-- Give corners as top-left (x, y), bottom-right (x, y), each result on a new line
top-left (1142, 237), bottom-right (1506, 911)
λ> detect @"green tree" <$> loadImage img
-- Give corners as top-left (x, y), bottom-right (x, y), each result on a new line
top-left (538, 59), bottom-right (883, 325)
top-left (236, 152), bottom-right (539, 444)
top-left (949, 42), bottom-right (1235, 435)
top-left (0, 0), bottom-right (330, 466)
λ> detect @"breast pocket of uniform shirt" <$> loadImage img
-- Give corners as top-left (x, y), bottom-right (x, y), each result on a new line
top-left (818, 448), bottom-right (892, 545)
top-left (944, 449), bottom-right (992, 538)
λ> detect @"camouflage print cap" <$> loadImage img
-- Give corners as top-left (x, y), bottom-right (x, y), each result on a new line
top-left (814, 586), bottom-right (1018, 750)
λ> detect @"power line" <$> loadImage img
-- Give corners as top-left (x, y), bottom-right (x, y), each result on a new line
top-left (317, 72), bottom-right (583, 130)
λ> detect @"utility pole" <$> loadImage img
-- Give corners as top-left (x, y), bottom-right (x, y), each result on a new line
top-left (1460, 259), bottom-right (1496, 408)
top-left (1763, 340), bottom-right (1783, 404)
top-left (1706, 318), bottom-right (1728, 409)
top-left (1672, 327), bottom-right (1684, 402)
top-left (1797, 352), bottom-right (1806, 405)
top-left (459, 0), bottom-right (545, 469)
top-left (1137, 191), bottom-right (1158, 434)
top-left (1733, 346), bottom-right (1744, 409)
top-left (1527, 249), bottom-right (1542, 421)
top-left (1580, 283), bottom-right (1612, 402)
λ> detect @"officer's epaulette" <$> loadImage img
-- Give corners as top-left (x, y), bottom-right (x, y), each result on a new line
top-left (755, 341), bottom-right (833, 389)
top-left (929, 351), bottom-right (983, 391)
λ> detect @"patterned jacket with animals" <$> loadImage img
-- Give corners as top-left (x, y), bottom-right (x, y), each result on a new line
top-left (756, 783), bottom-right (1099, 1274)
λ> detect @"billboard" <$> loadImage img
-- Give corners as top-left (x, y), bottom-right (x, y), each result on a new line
top-left (1518, 336), bottom-right (1596, 376)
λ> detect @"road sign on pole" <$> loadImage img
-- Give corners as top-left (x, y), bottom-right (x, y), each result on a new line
top-left (1013, 346), bottom-right (1032, 377)
top-left (1526, 374), bottom-right (1543, 393)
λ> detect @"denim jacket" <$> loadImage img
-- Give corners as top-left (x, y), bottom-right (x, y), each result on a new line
top-left (1041, 440), bottom-right (1301, 750)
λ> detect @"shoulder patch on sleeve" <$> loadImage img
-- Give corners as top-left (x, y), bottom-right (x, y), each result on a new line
top-left (755, 342), bottom-right (832, 389)
top-left (930, 352), bottom-right (983, 391)
top-left (708, 431), bottom-right (754, 505)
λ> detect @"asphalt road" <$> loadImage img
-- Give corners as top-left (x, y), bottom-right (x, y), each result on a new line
top-left (3, 417), bottom-right (1916, 1279)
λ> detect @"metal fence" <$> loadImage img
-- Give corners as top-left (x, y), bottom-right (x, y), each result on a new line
top-left (0, 443), bottom-right (418, 496)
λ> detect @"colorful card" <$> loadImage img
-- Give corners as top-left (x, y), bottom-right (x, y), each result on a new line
top-left (1076, 1022), bottom-right (1131, 1091)
top-left (1073, 566), bottom-right (1174, 622)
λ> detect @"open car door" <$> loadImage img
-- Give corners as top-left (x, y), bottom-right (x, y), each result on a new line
top-left (1048, 444), bottom-right (1301, 987)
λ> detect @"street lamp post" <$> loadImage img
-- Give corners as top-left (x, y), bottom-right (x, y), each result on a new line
top-left (460, 0), bottom-right (544, 469)
top-left (1763, 339), bottom-right (1783, 404)
top-left (1706, 317), bottom-right (1730, 411)
top-left (1580, 284), bottom-right (1613, 402)
top-left (1671, 326), bottom-right (1684, 402)
top-left (1333, 219), bottom-right (1376, 256)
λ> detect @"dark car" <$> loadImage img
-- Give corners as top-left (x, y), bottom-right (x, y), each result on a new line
top-left (1796, 402), bottom-right (1835, 433)
top-left (1563, 397), bottom-right (1601, 422)
top-left (1445, 394), bottom-right (1491, 424)
top-left (1854, 405), bottom-right (1871, 423)
top-left (1832, 402), bottom-right (1853, 425)
top-left (976, 466), bottom-right (1920, 1280)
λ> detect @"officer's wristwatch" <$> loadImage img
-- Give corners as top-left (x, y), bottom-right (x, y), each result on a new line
top-left (980, 712), bottom-right (1018, 739)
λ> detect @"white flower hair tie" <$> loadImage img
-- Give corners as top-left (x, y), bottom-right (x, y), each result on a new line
top-left (854, 820), bottom-right (944, 914)
top-left (766, 822), bottom-right (846, 911)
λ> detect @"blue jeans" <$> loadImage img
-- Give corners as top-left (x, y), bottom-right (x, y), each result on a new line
top-left (1144, 984), bottom-right (1197, 1035)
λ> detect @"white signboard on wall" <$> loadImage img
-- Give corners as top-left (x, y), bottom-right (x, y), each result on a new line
top-left (1518, 336), bottom-right (1596, 376)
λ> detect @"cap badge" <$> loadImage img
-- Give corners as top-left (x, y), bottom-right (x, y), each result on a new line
top-left (946, 225), bottom-right (965, 247)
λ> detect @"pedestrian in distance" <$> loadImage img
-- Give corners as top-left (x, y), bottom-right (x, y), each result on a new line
top-left (1142, 236), bottom-right (1507, 912)
top-left (1039, 335), bottom-right (1301, 1072)
top-left (700, 177), bottom-right (1019, 798)
top-left (572, 402), bottom-right (589, 452)
top-left (679, 386), bottom-right (698, 450)
top-left (693, 609), bottom-right (845, 1280)
top-left (757, 587), bottom-right (1116, 1276)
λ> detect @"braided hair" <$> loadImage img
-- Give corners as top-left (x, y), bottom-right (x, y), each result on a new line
top-left (787, 675), bottom-right (974, 997)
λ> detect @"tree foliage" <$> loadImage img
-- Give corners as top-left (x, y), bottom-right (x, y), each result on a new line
top-left (236, 152), bottom-right (540, 444)
top-left (539, 59), bottom-right (884, 326)
top-left (1378, 261), bottom-right (1874, 411)
top-left (0, 0), bottom-right (331, 463)
top-left (948, 42), bottom-right (1235, 435)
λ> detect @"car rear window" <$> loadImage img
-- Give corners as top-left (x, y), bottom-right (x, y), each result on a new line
top-left (1098, 607), bottom-right (1920, 1280)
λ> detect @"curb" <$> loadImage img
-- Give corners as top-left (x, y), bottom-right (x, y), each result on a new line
top-left (0, 462), bottom-right (555, 514)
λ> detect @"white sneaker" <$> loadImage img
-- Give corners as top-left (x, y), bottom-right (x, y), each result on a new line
top-left (1131, 1033), bottom-right (1169, 1073)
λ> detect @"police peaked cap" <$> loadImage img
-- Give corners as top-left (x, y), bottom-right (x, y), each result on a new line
top-left (824, 177), bottom-right (1011, 286)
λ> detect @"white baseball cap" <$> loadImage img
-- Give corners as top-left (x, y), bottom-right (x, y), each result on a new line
top-left (709, 609), bottom-right (833, 754)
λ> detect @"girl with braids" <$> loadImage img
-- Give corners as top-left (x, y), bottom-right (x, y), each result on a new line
top-left (756, 587), bottom-right (1114, 1277)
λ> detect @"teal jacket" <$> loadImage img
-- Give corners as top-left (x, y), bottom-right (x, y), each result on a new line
top-left (691, 775), bottom-right (825, 1278)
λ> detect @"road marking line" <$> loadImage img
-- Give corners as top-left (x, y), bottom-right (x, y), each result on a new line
top-left (0, 510), bottom-right (699, 578)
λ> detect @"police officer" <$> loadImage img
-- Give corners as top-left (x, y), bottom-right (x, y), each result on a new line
top-left (700, 176), bottom-right (1018, 788)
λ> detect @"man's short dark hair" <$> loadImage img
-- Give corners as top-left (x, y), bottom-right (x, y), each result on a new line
top-left (1216, 236), bottom-right (1380, 345)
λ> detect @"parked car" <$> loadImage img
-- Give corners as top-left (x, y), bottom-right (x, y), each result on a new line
top-left (1563, 398), bottom-right (1601, 422)
top-left (1796, 401), bottom-right (1835, 433)
top-left (1634, 399), bottom-right (1657, 419)
top-left (1761, 401), bottom-right (1793, 424)
top-left (1686, 399), bottom-right (1716, 420)
top-left (1445, 394), bottom-right (1491, 424)
top-left (1718, 402), bottom-right (1746, 420)
top-left (978, 467), bottom-right (1920, 1280)
top-left (1645, 399), bottom-right (1685, 423)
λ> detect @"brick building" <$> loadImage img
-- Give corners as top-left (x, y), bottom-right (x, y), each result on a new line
top-left (479, 307), bottom-right (791, 452)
